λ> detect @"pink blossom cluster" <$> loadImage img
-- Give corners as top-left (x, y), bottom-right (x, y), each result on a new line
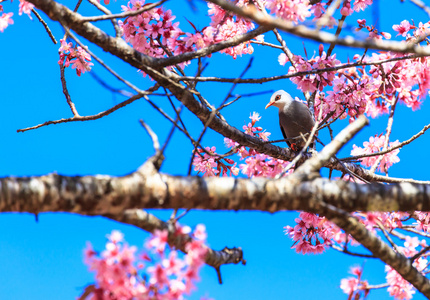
top-left (288, 46), bottom-right (340, 94)
top-left (84, 225), bottom-right (208, 300)
top-left (118, 0), bottom-right (257, 67)
top-left (368, 51), bottom-right (430, 111)
top-left (224, 112), bottom-right (292, 178)
top-left (265, 0), bottom-right (311, 24)
top-left (0, 0), bottom-right (33, 33)
top-left (204, 1), bottom-right (257, 58)
top-left (281, 21), bottom-right (430, 124)
top-left (192, 146), bottom-right (239, 177)
top-left (314, 71), bottom-right (375, 121)
top-left (340, 0), bottom-right (373, 16)
top-left (340, 266), bottom-right (369, 299)
top-left (18, 0), bottom-right (34, 19)
top-left (0, 12), bottom-right (13, 32)
top-left (264, 0), bottom-right (373, 23)
top-left (393, 20), bottom-right (430, 41)
top-left (415, 212), bottom-right (430, 233)
top-left (58, 39), bottom-right (94, 76)
top-left (119, 1), bottom-right (186, 65)
top-left (350, 134), bottom-right (400, 173)
top-left (284, 212), bottom-right (336, 254)
top-left (311, 3), bottom-right (336, 28)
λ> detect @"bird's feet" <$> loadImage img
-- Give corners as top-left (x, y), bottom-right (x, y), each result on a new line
top-left (290, 143), bottom-right (299, 152)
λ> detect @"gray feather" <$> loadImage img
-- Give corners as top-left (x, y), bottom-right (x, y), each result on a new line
top-left (279, 100), bottom-right (315, 149)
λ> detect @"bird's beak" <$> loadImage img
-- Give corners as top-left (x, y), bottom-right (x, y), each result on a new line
top-left (265, 101), bottom-right (275, 109)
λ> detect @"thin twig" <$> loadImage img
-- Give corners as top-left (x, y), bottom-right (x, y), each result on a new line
top-left (59, 64), bottom-right (80, 117)
top-left (32, 8), bottom-right (57, 44)
top-left (81, 0), bottom-right (167, 22)
top-left (139, 119), bottom-right (160, 152)
top-left (86, 0), bottom-right (121, 37)
top-left (176, 54), bottom-right (425, 84)
top-left (17, 94), bottom-right (146, 132)
top-left (327, 14), bottom-right (347, 56)
top-left (370, 94), bottom-right (399, 174)
top-left (341, 122), bottom-right (430, 162)
top-left (330, 244), bottom-right (376, 258)
top-left (409, 0), bottom-right (430, 18)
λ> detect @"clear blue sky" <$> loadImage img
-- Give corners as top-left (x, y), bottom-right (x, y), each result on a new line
top-left (0, 0), bottom-right (429, 299)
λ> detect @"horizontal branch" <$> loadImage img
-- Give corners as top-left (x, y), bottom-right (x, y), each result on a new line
top-left (105, 209), bottom-right (245, 270)
top-left (205, 0), bottom-right (430, 55)
top-left (2, 157), bottom-right (430, 215)
top-left (17, 93), bottom-right (146, 132)
top-left (81, 0), bottom-right (166, 22)
top-left (176, 54), bottom-right (425, 84)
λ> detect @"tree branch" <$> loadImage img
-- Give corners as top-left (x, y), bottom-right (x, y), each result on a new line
top-left (2, 155), bottom-right (430, 215)
top-left (105, 209), bottom-right (245, 271)
top-left (321, 203), bottom-right (430, 298)
top-left (205, 0), bottom-right (430, 55)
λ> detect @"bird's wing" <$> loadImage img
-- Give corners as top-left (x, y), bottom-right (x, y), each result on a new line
top-left (279, 120), bottom-right (291, 147)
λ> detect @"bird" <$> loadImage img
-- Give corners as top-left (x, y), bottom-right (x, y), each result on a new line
top-left (265, 90), bottom-right (315, 151)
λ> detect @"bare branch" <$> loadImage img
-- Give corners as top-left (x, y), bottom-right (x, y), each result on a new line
top-left (82, 0), bottom-right (167, 22)
top-left (32, 8), bottom-right (57, 43)
top-left (86, 0), bottom-right (121, 37)
top-left (329, 244), bottom-right (375, 258)
top-left (409, 0), bottom-right (430, 18)
top-left (17, 93), bottom-right (146, 132)
top-left (60, 64), bottom-right (80, 117)
top-left (139, 120), bottom-right (160, 153)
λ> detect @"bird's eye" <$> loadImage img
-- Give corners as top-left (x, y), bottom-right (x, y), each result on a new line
top-left (275, 95), bottom-right (281, 101)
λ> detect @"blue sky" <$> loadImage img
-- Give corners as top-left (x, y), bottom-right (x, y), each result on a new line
top-left (1, 0), bottom-right (429, 299)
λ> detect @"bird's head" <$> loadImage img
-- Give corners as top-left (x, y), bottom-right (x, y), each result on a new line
top-left (265, 90), bottom-right (294, 110)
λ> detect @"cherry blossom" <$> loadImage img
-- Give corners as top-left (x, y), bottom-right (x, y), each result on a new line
top-left (353, 0), bottom-right (373, 12)
top-left (340, 266), bottom-right (369, 299)
top-left (393, 20), bottom-right (412, 37)
top-left (286, 48), bottom-right (340, 95)
top-left (146, 229), bottom-right (169, 255)
top-left (284, 212), bottom-right (336, 254)
top-left (206, 2), bottom-right (256, 58)
top-left (18, 0), bottom-right (34, 19)
top-left (84, 225), bottom-right (208, 300)
top-left (0, 12), bottom-right (13, 33)
top-left (265, 0), bottom-right (311, 23)
top-left (58, 39), bottom-right (93, 76)
top-left (351, 134), bottom-right (400, 172)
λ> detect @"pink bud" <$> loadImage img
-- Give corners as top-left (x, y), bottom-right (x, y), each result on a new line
top-left (225, 158), bottom-right (234, 164)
